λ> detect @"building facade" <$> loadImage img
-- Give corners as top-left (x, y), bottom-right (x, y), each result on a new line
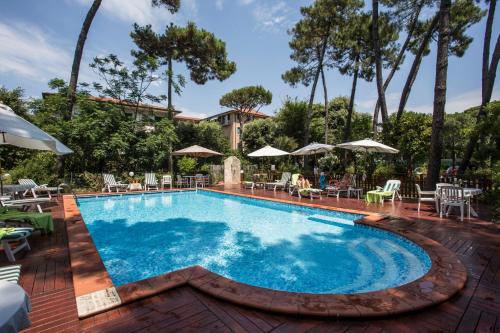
top-left (205, 109), bottom-right (269, 150)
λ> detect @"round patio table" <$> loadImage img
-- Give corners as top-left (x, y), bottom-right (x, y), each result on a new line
top-left (0, 281), bottom-right (31, 333)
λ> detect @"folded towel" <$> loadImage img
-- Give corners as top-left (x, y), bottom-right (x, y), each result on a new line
top-left (0, 210), bottom-right (54, 233)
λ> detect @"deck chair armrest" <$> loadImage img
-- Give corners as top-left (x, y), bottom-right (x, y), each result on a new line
top-left (376, 186), bottom-right (383, 191)
top-left (39, 184), bottom-right (49, 187)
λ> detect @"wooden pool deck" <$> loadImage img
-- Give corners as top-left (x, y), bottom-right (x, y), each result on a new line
top-left (1, 187), bottom-right (499, 332)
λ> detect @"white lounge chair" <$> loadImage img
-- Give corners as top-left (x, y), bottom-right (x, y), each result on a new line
top-left (289, 174), bottom-right (322, 200)
top-left (0, 227), bottom-right (33, 262)
top-left (415, 184), bottom-right (438, 212)
top-left (144, 173), bottom-right (159, 191)
top-left (18, 179), bottom-right (62, 199)
top-left (265, 172), bottom-right (291, 191)
top-left (242, 181), bottom-right (254, 190)
top-left (0, 264), bottom-right (22, 283)
top-left (325, 174), bottom-right (352, 198)
top-left (439, 186), bottom-right (470, 222)
top-left (1, 198), bottom-right (51, 213)
top-left (102, 174), bottom-right (128, 193)
top-left (161, 175), bottom-right (173, 189)
top-left (366, 180), bottom-right (402, 204)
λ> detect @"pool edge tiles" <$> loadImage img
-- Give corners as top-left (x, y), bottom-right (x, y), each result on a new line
top-left (64, 192), bottom-right (467, 318)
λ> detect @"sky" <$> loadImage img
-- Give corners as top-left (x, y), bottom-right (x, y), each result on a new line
top-left (0, 0), bottom-right (499, 119)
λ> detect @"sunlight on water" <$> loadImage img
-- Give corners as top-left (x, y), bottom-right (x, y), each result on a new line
top-left (78, 190), bottom-right (431, 294)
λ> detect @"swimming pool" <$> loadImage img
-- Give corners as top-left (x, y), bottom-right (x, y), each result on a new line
top-left (77, 190), bottom-right (431, 294)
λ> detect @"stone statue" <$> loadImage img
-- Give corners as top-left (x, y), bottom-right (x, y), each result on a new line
top-left (224, 156), bottom-right (241, 187)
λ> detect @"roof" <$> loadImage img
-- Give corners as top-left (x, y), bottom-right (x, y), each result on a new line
top-left (42, 93), bottom-right (181, 114)
top-left (173, 114), bottom-right (202, 122)
top-left (205, 109), bottom-right (270, 120)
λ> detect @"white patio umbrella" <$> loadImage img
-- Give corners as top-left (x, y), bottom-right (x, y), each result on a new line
top-left (172, 145), bottom-right (223, 158)
top-left (335, 139), bottom-right (399, 154)
top-left (0, 103), bottom-right (73, 155)
top-left (248, 145), bottom-right (289, 157)
top-left (290, 142), bottom-right (335, 156)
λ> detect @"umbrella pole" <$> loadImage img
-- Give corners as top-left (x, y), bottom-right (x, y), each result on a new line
top-left (0, 147), bottom-right (3, 196)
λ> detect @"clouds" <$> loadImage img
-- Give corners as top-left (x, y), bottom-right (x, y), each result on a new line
top-left (357, 88), bottom-right (500, 115)
top-left (224, 0), bottom-right (292, 32)
top-left (0, 21), bottom-right (72, 82)
top-left (215, 0), bottom-right (224, 11)
top-left (251, 1), bottom-right (293, 32)
top-left (72, 0), bottom-right (197, 27)
top-left (408, 87), bottom-right (500, 114)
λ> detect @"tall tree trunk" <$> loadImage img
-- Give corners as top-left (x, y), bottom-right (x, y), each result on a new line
top-left (425, 0), bottom-right (451, 190)
top-left (344, 55), bottom-right (360, 142)
top-left (396, 14), bottom-right (439, 126)
top-left (371, 0), bottom-right (389, 125)
top-left (303, 36), bottom-right (328, 146)
top-left (67, 0), bottom-right (101, 120)
top-left (167, 57), bottom-right (174, 119)
top-left (459, 0), bottom-right (499, 174)
top-left (373, 3), bottom-right (423, 132)
top-left (320, 67), bottom-right (329, 144)
top-left (236, 113), bottom-right (245, 152)
top-left (167, 57), bottom-right (174, 173)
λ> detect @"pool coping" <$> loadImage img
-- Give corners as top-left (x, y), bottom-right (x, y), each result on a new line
top-left (64, 189), bottom-right (467, 319)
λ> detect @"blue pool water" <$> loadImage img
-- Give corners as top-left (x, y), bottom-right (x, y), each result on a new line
top-left (77, 190), bottom-right (431, 294)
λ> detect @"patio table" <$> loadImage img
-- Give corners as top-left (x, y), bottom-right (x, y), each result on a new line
top-left (0, 280), bottom-right (31, 333)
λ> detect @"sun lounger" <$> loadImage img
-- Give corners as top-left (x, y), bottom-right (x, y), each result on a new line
top-left (289, 174), bottom-right (322, 200)
top-left (102, 174), bottom-right (128, 193)
top-left (0, 227), bottom-right (33, 262)
top-left (1, 198), bottom-right (51, 213)
top-left (325, 174), bottom-right (351, 198)
top-left (242, 181), bottom-right (255, 190)
top-left (366, 180), bottom-right (402, 204)
top-left (0, 264), bottom-right (21, 283)
top-left (265, 172), bottom-right (291, 191)
top-left (18, 179), bottom-right (62, 199)
top-left (144, 173), bottom-right (159, 191)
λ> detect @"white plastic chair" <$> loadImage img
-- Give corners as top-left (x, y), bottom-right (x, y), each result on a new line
top-left (194, 174), bottom-right (204, 188)
top-left (161, 175), bottom-right (173, 189)
top-left (175, 175), bottom-right (189, 188)
top-left (415, 184), bottom-right (438, 212)
top-left (439, 186), bottom-right (470, 222)
top-left (144, 173), bottom-right (159, 191)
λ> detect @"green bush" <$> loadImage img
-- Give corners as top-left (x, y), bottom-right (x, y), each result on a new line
top-left (8, 152), bottom-right (59, 185)
top-left (318, 154), bottom-right (341, 174)
top-left (373, 162), bottom-right (396, 179)
top-left (177, 156), bottom-right (197, 175)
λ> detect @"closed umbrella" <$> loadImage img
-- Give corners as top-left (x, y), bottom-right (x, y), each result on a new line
top-left (335, 139), bottom-right (399, 154)
top-left (172, 145), bottom-right (223, 158)
top-left (248, 145), bottom-right (288, 157)
top-left (0, 104), bottom-right (73, 155)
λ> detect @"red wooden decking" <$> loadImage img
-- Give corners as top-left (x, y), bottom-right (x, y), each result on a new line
top-left (1, 188), bottom-right (499, 332)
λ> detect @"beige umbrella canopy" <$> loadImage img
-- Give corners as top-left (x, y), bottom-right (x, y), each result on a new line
top-left (248, 145), bottom-right (289, 157)
top-left (172, 145), bottom-right (223, 158)
top-left (335, 139), bottom-right (399, 154)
